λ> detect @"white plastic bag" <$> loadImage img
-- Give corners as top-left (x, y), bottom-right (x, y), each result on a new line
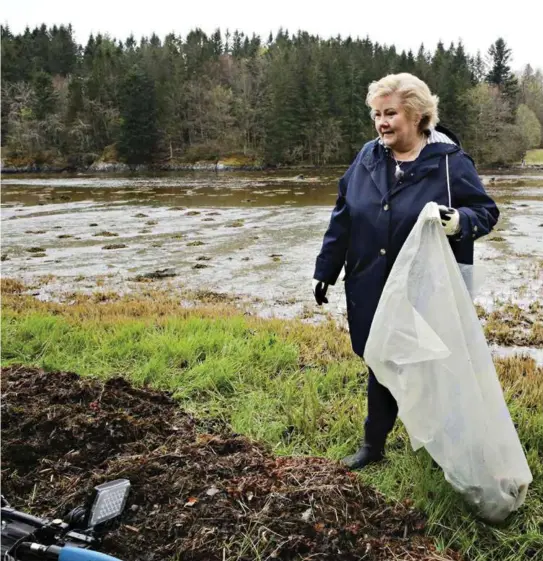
top-left (364, 202), bottom-right (532, 523)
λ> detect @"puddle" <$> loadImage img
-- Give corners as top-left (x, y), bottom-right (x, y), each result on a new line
top-left (489, 345), bottom-right (543, 366)
top-left (2, 169), bottom-right (542, 357)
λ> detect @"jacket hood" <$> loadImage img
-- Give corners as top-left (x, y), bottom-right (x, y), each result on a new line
top-left (433, 123), bottom-right (461, 147)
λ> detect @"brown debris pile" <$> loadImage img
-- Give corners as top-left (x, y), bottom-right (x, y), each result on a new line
top-left (1, 366), bottom-right (461, 561)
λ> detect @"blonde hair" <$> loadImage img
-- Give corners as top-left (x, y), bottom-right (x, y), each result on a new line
top-left (366, 73), bottom-right (439, 132)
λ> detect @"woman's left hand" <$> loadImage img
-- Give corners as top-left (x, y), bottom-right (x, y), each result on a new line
top-left (312, 279), bottom-right (329, 305)
top-left (438, 205), bottom-right (461, 236)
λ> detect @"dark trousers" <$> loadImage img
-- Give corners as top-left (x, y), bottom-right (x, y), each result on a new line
top-left (364, 369), bottom-right (398, 450)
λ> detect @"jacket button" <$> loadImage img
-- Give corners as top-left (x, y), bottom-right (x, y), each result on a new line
top-left (383, 204), bottom-right (389, 211)
top-left (473, 225), bottom-right (478, 232)
top-left (380, 248), bottom-right (386, 255)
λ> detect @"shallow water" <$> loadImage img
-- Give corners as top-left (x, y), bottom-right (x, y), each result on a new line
top-left (2, 169), bottom-right (542, 361)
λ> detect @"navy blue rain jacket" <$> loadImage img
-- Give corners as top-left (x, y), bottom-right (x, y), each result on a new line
top-left (314, 132), bottom-right (499, 358)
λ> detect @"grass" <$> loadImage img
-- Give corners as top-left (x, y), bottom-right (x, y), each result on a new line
top-left (1, 280), bottom-right (542, 561)
top-left (482, 301), bottom-right (543, 347)
top-left (524, 149), bottom-right (543, 165)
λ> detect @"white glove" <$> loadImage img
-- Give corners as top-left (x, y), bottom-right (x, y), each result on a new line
top-left (438, 205), bottom-right (461, 236)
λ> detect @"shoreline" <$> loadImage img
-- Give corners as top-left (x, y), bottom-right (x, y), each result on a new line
top-left (1, 161), bottom-right (266, 174)
top-left (4, 163), bottom-right (543, 176)
top-left (0, 160), bottom-right (346, 175)
top-left (3, 161), bottom-right (543, 175)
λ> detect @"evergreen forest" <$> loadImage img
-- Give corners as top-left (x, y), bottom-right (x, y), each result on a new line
top-left (2, 25), bottom-right (542, 168)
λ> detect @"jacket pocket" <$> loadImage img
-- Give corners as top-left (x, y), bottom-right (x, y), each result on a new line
top-left (343, 256), bottom-right (370, 282)
top-left (343, 259), bottom-right (360, 282)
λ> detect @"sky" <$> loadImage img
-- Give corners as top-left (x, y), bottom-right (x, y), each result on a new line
top-left (3, 0), bottom-right (542, 72)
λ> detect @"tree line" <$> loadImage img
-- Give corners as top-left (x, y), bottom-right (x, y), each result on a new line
top-left (1, 24), bottom-right (542, 168)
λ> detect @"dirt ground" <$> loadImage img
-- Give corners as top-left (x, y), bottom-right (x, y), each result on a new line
top-left (1, 366), bottom-right (461, 560)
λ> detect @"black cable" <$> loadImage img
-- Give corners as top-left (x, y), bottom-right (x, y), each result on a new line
top-left (5, 531), bottom-right (37, 561)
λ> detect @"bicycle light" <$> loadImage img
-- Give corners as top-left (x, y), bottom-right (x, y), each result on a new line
top-left (87, 479), bottom-right (130, 528)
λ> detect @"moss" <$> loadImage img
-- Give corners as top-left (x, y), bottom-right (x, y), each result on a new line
top-left (102, 244), bottom-right (128, 250)
top-left (2, 149), bottom-right (67, 169)
top-left (227, 220), bottom-right (245, 228)
top-left (218, 153), bottom-right (264, 167)
top-left (93, 231), bottom-right (119, 237)
top-left (179, 143), bottom-right (220, 163)
top-left (524, 149), bottom-right (543, 165)
top-left (172, 145), bottom-right (264, 167)
top-left (99, 144), bottom-right (119, 163)
top-left (2, 154), bottom-right (37, 168)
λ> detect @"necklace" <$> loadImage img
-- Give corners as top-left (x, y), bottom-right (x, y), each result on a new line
top-left (391, 136), bottom-right (427, 180)
top-left (393, 159), bottom-right (405, 180)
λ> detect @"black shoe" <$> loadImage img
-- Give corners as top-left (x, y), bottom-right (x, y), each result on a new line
top-left (341, 445), bottom-right (384, 470)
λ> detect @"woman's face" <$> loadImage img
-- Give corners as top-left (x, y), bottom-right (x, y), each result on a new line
top-left (371, 94), bottom-right (420, 152)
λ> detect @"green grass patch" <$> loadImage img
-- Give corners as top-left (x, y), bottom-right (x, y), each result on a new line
top-left (1, 285), bottom-right (542, 561)
top-left (524, 149), bottom-right (543, 165)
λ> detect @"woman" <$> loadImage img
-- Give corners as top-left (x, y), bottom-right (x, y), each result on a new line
top-left (312, 73), bottom-right (499, 470)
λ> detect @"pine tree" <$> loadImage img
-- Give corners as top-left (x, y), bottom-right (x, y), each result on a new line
top-left (33, 24), bottom-right (52, 74)
top-left (487, 38), bottom-right (513, 86)
top-left (231, 30), bottom-right (243, 58)
top-left (415, 45), bottom-right (431, 83)
top-left (32, 70), bottom-right (56, 120)
top-left (210, 29), bottom-right (223, 57)
top-left (1, 25), bottom-right (19, 83)
top-left (67, 75), bottom-right (85, 122)
top-left (486, 38), bottom-right (519, 104)
top-left (49, 24), bottom-right (78, 76)
top-left (445, 42), bottom-right (474, 139)
top-left (470, 51), bottom-right (487, 83)
top-left (263, 45), bottom-right (300, 163)
top-left (118, 65), bottom-right (159, 164)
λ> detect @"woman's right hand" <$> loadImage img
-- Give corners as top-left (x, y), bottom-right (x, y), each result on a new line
top-left (312, 279), bottom-right (329, 305)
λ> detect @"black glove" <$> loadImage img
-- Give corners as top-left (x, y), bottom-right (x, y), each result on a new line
top-left (312, 279), bottom-right (329, 305)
